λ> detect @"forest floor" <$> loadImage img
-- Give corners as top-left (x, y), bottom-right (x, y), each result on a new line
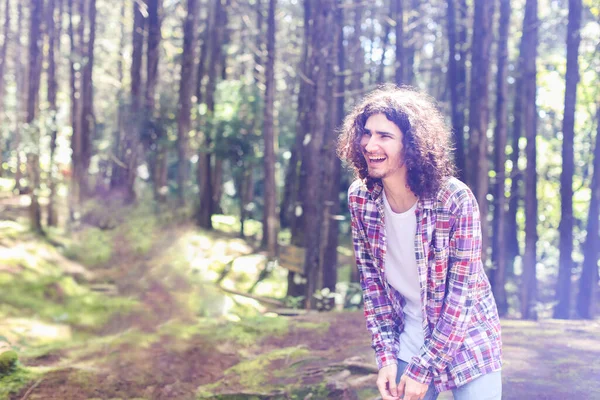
top-left (1, 189), bottom-right (599, 399)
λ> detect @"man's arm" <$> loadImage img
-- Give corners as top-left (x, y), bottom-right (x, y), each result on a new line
top-left (404, 189), bottom-right (482, 385)
top-left (348, 197), bottom-right (401, 370)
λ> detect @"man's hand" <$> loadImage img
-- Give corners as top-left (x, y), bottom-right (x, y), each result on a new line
top-left (397, 374), bottom-right (429, 400)
top-left (376, 364), bottom-right (399, 400)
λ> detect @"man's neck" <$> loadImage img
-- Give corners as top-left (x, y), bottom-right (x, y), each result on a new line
top-left (382, 174), bottom-right (417, 213)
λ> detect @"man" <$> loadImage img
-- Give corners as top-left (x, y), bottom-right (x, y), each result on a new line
top-left (337, 86), bottom-right (502, 400)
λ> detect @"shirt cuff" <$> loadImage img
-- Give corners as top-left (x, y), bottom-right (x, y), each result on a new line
top-left (404, 357), bottom-right (433, 385)
top-left (375, 350), bottom-right (398, 370)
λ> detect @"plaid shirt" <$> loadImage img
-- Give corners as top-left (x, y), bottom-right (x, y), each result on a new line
top-left (348, 177), bottom-right (502, 392)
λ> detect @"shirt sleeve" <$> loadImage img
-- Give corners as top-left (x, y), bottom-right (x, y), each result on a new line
top-left (349, 198), bottom-right (401, 370)
top-left (404, 190), bottom-right (482, 385)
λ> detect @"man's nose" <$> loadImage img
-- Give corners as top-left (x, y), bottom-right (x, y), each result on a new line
top-left (364, 136), bottom-right (378, 153)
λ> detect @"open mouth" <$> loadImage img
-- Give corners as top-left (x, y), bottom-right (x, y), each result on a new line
top-left (367, 155), bottom-right (386, 164)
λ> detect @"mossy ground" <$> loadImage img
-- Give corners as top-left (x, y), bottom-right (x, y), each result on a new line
top-left (1, 193), bottom-right (599, 399)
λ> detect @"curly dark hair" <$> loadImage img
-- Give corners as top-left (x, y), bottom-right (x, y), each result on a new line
top-left (337, 85), bottom-right (456, 198)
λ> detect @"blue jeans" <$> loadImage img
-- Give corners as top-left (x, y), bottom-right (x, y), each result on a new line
top-left (396, 359), bottom-right (502, 400)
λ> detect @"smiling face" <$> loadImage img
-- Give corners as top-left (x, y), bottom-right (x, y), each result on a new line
top-left (359, 113), bottom-right (406, 183)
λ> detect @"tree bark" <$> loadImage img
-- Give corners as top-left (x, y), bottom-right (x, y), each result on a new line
top-left (262, 0), bottom-right (278, 257)
top-left (576, 105), bottom-right (600, 319)
top-left (177, 0), bottom-right (199, 205)
top-left (521, 0), bottom-right (538, 320)
top-left (322, 0), bottom-right (345, 300)
top-left (0, 0), bottom-right (10, 162)
top-left (467, 0), bottom-right (495, 268)
top-left (13, 1), bottom-right (23, 191)
top-left (303, 0), bottom-right (335, 309)
top-left (145, 0), bottom-right (165, 202)
top-left (394, 0), bottom-right (404, 85)
top-left (47, 0), bottom-right (59, 226)
top-left (554, 0), bottom-right (582, 320)
top-left (376, 1), bottom-right (393, 84)
top-left (446, 0), bottom-right (466, 179)
top-left (197, 0), bottom-right (225, 229)
top-left (27, 0), bottom-right (44, 234)
top-left (80, 0), bottom-right (96, 197)
top-left (491, 0), bottom-right (511, 316)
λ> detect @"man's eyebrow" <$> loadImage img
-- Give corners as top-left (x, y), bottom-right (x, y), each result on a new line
top-left (364, 128), bottom-right (395, 136)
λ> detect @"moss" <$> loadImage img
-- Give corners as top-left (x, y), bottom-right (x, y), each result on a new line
top-left (0, 367), bottom-right (38, 400)
top-left (294, 321), bottom-right (330, 334)
top-left (224, 346), bottom-right (309, 390)
top-left (0, 275), bottom-right (139, 330)
top-left (63, 227), bottom-right (113, 268)
top-left (222, 316), bottom-right (289, 346)
top-left (0, 351), bottom-right (18, 374)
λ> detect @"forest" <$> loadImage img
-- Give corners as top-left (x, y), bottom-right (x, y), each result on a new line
top-left (0, 0), bottom-right (599, 398)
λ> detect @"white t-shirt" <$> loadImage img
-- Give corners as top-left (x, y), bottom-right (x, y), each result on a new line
top-left (382, 191), bottom-right (424, 363)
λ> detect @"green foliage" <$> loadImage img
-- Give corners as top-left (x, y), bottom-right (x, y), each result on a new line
top-left (0, 274), bottom-right (138, 329)
top-left (224, 346), bottom-right (309, 389)
top-left (222, 315), bottom-right (289, 347)
top-left (0, 367), bottom-right (36, 400)
top-left (0, 351), bottom-right (18, 375)
top-left (63, 227), bottom-right (113, 268)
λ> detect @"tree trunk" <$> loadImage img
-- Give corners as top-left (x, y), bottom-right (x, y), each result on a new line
top-left (467, 0), bottom-right (495, 268)
top-left (47, 0), bottom-right (59, 226)
top-left (322, 0), bottom-right (345, 302)
top-left (109, 1), bottom-right (126, 194)
top-left (281, 0), bottom-right (311, 233)
top-left (576, 105), bottom-right (600, 319)
top-left (114, 0), bottom-right (146, 203)
top-left (177, 0), bottom-right (199, 205)
top-left (403, 0), bottom-right (419, 85)
top-left (13, 1), bottom-right (23, 191)
top-left (68, 0), bottom-right (83, 215)
top-left (303, 0), bottom-right (335, 309)
top-left (80, 0), bottom-right (96, 197)
top-left (446, 0), bottom-right (466, 179)
top-left (262, 0), bottom-right (278, 257)
top-left (394, 0), bottom-right (404, 85)
top-left (521, 0), bottom-right (538, 320)
top-left (491, 0), bottom-right (511, 316)
top-left (145, 0), bottom-right (164, 202)
top-left (506, 13), bottom-right (526, 278)
top-left (27, 0), bottom-right (44, 234)
top-left (554, 0), bottom-right (581, 320)
top-left (0, 0), bottom-right (10, 159)
top-left (376, 1), bottom-right (392, 84)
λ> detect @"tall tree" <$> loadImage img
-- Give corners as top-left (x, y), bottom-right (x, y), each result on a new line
top-left (27, 0), bottom-right (44, 234)
top-left (554, 0), bottom-right (582, 319)
top-left (13, 1), bottom-right (23, 191)
top-left (376, 1), bottom-right (393, 84)
top-left (467, 0), bottom-right (495, 266)
top-left (576, 105), bottom-right (600, 319)
top-left (80, 0), bottom-right (97, 197)
top-left (446, 0), bottom-right (466, 179)
top-left (197, 0), bottom-right (225, 229)
top-left (177, 0), bottom-right (199, 205)
top-left (47, 0), bottom-right (60, 226)
top-left (0, 0), bottom-right (10, 139)
top-left (303, 0), bottom-right (336, 309)
top-left (394, 0), bottom-right (404, 85)
top-left (262, 0), bottom-right (277, 257)
top-left (521, 0), bottom-right (538, 320)
top-left (492, 0), bottom-right (511, 316)
top-left (145, 0), bottom-right (166, 202)
top-left (322, 0), bottom-right (345, 300)
top-left (68, 0), bottom-right (84, 212)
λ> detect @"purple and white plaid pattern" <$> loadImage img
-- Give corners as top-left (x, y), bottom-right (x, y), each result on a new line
top-left (348, 177), bottom-right (502, 393)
